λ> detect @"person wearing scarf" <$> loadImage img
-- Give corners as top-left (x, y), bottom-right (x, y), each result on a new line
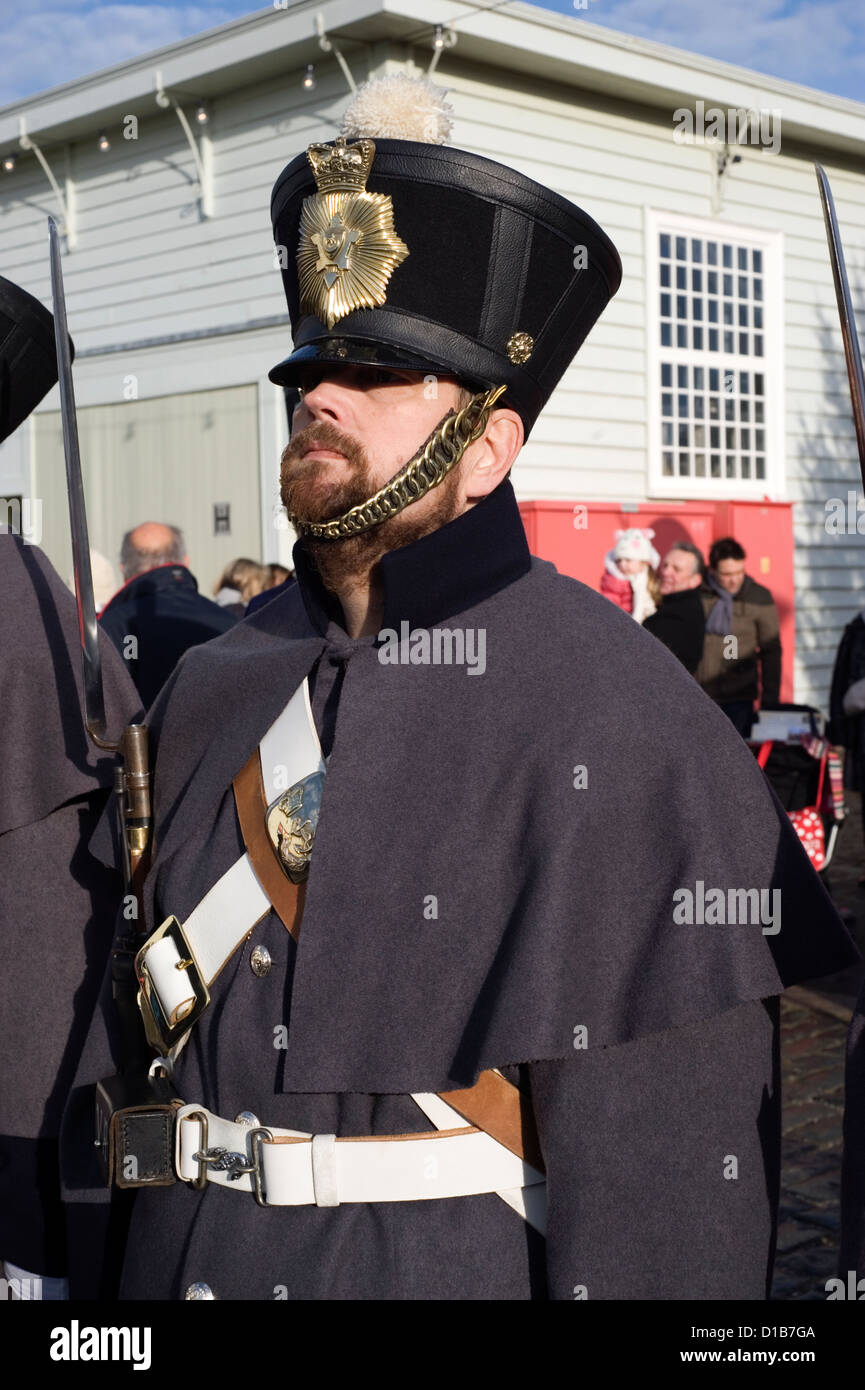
top-left (697, 536), bottom-right (782, 736)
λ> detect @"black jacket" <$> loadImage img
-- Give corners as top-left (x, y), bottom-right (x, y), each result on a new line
top-left (642, 587), bottom-right (705, 674)
top-left (99, 564), bottom-right (238, 707)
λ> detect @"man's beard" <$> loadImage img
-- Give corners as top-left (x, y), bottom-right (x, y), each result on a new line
top-left (280, 418), bottom-right (464, 596)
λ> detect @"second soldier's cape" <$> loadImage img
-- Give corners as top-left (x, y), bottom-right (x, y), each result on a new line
top-left (0, 535), bottom-right (140, 1273)
top-left (0, 535), bottom-right (138, 838)
top-left (0, 273), bottom-right (140, 1276)
top-left (91, 480), bottom-right (855, 1095)
top-left (841, 981), bottom-right (865, 1279)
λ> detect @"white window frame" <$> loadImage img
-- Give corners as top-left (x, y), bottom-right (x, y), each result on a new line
top-left (645, 208), bottom-right (785, 501)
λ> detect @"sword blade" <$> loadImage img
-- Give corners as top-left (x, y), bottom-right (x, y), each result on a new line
top-left (815, 163), bottom-right (865, 481)
top-left (48, 216), bottom-right (111, 747)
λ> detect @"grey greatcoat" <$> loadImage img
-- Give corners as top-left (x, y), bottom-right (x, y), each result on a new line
top-left (67, 480), bottom-right (856, 1300)
top-left (0, 534), bottom-right (140, 1275)
top-left (841, 979), bottom-right (865, 1280)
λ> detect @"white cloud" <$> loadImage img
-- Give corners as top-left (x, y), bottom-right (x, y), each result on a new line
top-left (0, 2), bottom-right (261, 104)
top-left (533, 0), bottom-right (865, 103)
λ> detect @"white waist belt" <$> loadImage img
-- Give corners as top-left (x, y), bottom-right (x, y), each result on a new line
top-left (175, 1103), bottom-right (546, 1213)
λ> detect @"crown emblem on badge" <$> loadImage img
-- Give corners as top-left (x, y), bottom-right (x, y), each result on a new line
top-left (306, 137), bottom-right (375, 192)
top-left (297, 137), bottom-right (409, 330)
top-left (265, 772), bottom-right (324, 883)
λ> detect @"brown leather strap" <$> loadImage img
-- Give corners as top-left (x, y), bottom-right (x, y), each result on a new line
top-left (233, 750), bottom-right (305, 939)
top-left (440, 1069), bottom-right (545, 1172)
top-left (232, 749), bottom-right (543, 1173)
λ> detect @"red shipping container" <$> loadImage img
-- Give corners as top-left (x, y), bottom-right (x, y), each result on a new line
top-left (518, 498), bottom-right (794, 703)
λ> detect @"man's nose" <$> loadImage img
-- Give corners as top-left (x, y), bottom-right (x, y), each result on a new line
top-left (294, 375), bottom-right (350, 427)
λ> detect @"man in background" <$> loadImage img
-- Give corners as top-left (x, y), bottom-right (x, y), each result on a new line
top-left (642, 541), bottom-right (706, 674)
top-left (697, 537), bottom-right (781, 736)
top-left (99, 521), bottom-right (237, 706)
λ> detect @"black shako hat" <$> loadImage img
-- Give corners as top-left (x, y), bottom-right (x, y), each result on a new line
top-left (0, 275), bottom-right (67, 444)
top-left (268, 137), bottom-right (621, 438)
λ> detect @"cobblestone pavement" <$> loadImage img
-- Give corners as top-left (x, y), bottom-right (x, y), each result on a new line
top-left (771, 995), bottom-right (849, 1299)
top-left (770, 787), bottom-right (864, 1300)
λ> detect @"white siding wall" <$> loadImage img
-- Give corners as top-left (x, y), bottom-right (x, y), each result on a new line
top-left (0, 41), bottom-right (863, 706)
top-left (33, 384), bottom-right (262, 593)
top-left (0, 62), bottom-right (357, 343)
top-left (442, 61), bottom-right (865, 709)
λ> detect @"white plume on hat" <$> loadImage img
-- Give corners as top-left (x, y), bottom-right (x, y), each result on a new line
top-left (612, 527), bottom-right (660, 568)
top-left (341, 73), bottom-right (454, 144)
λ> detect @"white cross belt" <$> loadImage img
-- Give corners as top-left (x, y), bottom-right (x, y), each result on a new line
top-left (137, 679), bottom-right (325, 1041)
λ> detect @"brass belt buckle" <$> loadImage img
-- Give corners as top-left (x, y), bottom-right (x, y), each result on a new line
top-left (135, 915), bottom-right (211, 1053)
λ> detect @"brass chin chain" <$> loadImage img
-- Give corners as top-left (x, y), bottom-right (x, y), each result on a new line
top-left (287, 384), bottom-right (507, 541)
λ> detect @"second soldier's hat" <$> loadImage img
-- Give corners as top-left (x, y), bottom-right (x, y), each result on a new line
top-left (268, 77), bottom-right (621, 439)
top-left (0, 275), bottom-right (65, 445)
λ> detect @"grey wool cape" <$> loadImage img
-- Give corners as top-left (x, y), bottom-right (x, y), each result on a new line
top-left (67, 480), bottom-right (856, 1301)
top-left (840, 979), bottom-right (865, 1280)
top-left (0, 533), bottom-right (141, 1275)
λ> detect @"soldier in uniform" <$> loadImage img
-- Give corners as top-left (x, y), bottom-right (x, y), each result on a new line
top-left (67, 79), bottom-right (856, 1301)
top-left (0, 275), bottom-right (140, 1296)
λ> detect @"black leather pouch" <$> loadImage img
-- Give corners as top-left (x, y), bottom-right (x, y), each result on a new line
top-left (94, 1070), bottom-right (182, 1187)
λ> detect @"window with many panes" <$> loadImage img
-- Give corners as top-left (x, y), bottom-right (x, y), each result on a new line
top-left (646, 211), bottom-right (783, 498)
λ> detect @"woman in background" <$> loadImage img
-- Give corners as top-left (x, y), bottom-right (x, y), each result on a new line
top-left (599, 526), bottom-right (660, 624)
top-left (213, 557), bottom-right (269, 615)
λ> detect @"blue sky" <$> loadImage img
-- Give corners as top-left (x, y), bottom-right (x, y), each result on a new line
top-left (0, 0), bottom-right (861, 106)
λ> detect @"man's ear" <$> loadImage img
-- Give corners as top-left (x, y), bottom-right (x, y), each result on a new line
top-left (461, 408), bottom-right (524, 503)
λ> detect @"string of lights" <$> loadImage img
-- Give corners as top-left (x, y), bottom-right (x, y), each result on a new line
top-left (0, 0), bottom-right (515, 243)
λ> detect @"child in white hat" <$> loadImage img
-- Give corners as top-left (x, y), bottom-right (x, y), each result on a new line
top-left (600, 527), bottom-right (660, 624)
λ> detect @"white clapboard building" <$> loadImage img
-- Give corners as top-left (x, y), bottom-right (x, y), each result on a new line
top-left (0, 0), bottom-right (863, 708)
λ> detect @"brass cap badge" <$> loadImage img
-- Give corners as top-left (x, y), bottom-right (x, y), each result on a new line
top-left (298, 137), bottom-right (409, 329)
